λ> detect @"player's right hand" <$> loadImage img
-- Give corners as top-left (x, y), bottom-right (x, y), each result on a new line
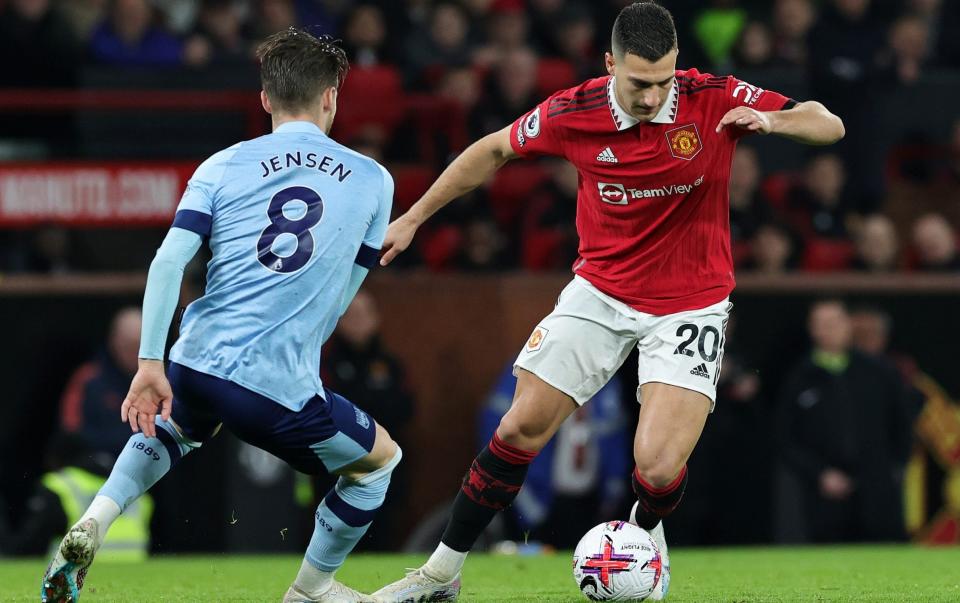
top-left (121, 359), bottom-right (173, 439)
top-left (379, 214), bottom-right (419, 266)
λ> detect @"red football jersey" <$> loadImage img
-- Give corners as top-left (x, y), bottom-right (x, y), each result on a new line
top-left (509, 69), bottom-right (793, 315)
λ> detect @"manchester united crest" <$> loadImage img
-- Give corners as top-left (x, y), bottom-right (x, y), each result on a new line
top-left (527, 326), bottom-right (549, 352)
top-left (665, 123), bottom-right (702, 161)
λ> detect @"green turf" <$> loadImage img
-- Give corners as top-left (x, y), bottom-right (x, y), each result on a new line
top-left (5, 546), bottom-right (960, 602)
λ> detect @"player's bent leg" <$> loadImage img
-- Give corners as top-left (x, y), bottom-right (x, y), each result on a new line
top-left (631, 382), bottom-right (709, 524)
top-left (628, 382), bottom-right (712, 601)
top-left (373, 371), bottom-right (577, 603)
top-left (289, 424), bottom-right (400, 603)
top-left (42, 417), bottom-right (204, 603)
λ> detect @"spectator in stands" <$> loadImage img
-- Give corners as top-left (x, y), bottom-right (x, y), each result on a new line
top-left (808, 0), bottom-right (888, 213)
top-left (323, 291), bottom-right (414, 550)
top-left (0, 0), bottom-right (80, 86)
top-left (479, 361), bottom-right (629, 548)
top-left (885, 14), bottom-right (932, 84)
top-left (455, 215), bottom-right (512, 271)
top-left (89, 0), bottom-right (182, 66)
top-left (772, 0), bottom-right (815, 67)
top-left (250, 0), bottom-right (299, 44)
top-left (849, 305), bottom-right (924, 416)
top-left (21, 227), bottom-right (75, 274)
top-left (522, 160), bottom-right (578, 270)
top-left (527, 0), bottom-right (566, 56)
top-left (59, 307), bottom-right (142, 459)
top-left (905, 0), bottom-right (960, 68)
top-left (729, 146), bottom-right (776, 246)
top-left (474, 46), bottom-right (539, 135)
top-left (777, 299), bottom-right (911, 543)
top-left (911, 213), bottom-right (960, 271)
top-left (182, 0), bottom-right (249, 68)
top-left (342, 3), bottom-right (389, 68)
top-left (477, 0), bottom-right (530, 65)
top-left (743, 222), bottom-right (801, 273)
top-left (402, 1), bottom-right (473, 88)
top-left (851, 214), bottom-right (900, 272)
top-left (438, 65), bottom-right (481, 111)
top-left (732, 21), bottom-right (777, 69)
top-left (550, 5), bottom-right (598, 82)
top-left (787, 153), bottom-right (849, 239)
top-left (57, 0), bottom-right (108, 41)
top-left (691, 0), bottom-right (748, 69)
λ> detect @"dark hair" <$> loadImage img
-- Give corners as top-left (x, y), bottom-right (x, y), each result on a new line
top-left (612, 2), bottom-right (677, 61)
top-left (256, 28), bottom-right (349, 113)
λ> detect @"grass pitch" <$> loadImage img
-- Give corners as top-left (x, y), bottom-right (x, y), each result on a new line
top-left (4, 545), bottom-right (960, 602)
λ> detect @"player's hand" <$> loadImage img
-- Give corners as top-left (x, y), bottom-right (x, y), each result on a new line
top-left (819, 468), bottom-right (854, 500)
top-left (716, 107), bottom-right (773, 135)
top-left (379, 214), bottom-right (420, 266)
top-left (121, 359), bottom-right (173, 439)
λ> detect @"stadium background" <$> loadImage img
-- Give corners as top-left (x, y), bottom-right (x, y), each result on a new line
top-left (1, 0), bottom-right (959, 562)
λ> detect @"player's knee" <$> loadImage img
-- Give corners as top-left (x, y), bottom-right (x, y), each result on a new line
top-left (496, 412), bottom-right (550, 452)
top-left (633, 452), bottom-right (684, 489)
top-left (354, 445), bottom-right (402, 486)
top-left (156, 417), bottom-right (203, 459)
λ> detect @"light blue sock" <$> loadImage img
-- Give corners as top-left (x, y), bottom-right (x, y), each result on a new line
top-left (98, 418), bottom-right (199, 511)
top-left (304, 448), bottom-right (402, 573)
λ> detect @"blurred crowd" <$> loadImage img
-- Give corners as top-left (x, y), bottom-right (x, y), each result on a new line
top-left (1, 0), bottom-right (960, 273)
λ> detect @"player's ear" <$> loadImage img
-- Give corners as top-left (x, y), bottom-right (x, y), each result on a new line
top-left (260, 91), bottom-right (273, 115)
top-left (323, 86), bottom-right (338, 114)
top-left (605, 52), bottom-right (616, 76)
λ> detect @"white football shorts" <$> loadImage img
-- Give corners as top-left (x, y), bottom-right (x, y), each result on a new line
top-left (514, 276), bottom-right (731, 410)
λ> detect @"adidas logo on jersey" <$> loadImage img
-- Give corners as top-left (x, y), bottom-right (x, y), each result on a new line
top-left (690, 363), bottom-right (710, 379)
top-left (596, 147), bottom-right (618, 163)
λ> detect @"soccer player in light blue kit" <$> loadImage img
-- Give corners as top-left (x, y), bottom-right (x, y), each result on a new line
top-left (42, 30), bottom-right (397, 603)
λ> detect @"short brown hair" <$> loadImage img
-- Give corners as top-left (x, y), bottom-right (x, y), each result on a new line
top-left (612, 2), bottom-right (677, 61)
top-left (256, 28), bottom-right (349, 113)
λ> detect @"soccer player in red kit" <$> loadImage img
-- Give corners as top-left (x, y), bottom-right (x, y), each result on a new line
top-left (374, 2), bottom-right (844, 601)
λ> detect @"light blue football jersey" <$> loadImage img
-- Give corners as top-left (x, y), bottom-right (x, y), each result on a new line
top-left (167, 121), bottom-right (393, 411)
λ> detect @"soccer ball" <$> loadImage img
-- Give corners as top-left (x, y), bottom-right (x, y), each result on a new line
top-left (572, 521), bottom-right (663, 601)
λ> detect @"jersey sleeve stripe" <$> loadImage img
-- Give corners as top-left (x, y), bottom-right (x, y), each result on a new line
top-left (354, 243), bottom-right (380, 268)
top-left (781, 99), bottom-right (798, 110)
top-left (548, 98), bottom-right (610, 117)
top-left (172, 209), bottom-right (213, 237)
top-left (173, 209), bottom-right (213, 237)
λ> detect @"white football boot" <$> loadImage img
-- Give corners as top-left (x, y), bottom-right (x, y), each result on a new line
top-left (282, 581), bottom-right (376, 602)
top-left (371, 568), bottom-right (461, 602)
top-left (629, 501), bottom-right (670, 600)
top-left (41, 519), bottom-right (100, 603)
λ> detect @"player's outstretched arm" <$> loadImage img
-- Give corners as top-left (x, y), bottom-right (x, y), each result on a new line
top-left (716, 101), bottom-right (845, 146)
top-left (379, 125), bottom-right (518, 266)
top-left (121, 228), bottom-right (201, 437)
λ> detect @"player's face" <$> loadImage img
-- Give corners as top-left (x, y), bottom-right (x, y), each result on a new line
top-left (605, 49), bottom-right (678, 122)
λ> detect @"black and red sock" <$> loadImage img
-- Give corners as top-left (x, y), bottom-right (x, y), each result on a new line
top-left (631, 465), bottom-right (688, 530)
top-left (440, 433), bottom-right (536, 552)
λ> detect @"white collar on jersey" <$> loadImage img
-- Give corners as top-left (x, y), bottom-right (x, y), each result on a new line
top-left (607, 76), bottom-right (679, 130)
top-left (274, 120), bottom-right (326, 135)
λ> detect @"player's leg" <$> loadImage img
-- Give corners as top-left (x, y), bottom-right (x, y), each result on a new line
top-left (629, 383), bottom-right (710, 529)
top-left (288, 418), bottom-right (401, 603)
top-left (375, 278), bottom-right (637, 602)
top-left (42, 362), bottom-right (218, 603)
top-left (198, 378), bottom-right (396, 603)
top-left (628, 298), bottom-right (730, 600)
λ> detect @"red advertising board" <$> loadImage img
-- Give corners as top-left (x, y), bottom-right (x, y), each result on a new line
top-left (0, 162), bottom-right (197, 226)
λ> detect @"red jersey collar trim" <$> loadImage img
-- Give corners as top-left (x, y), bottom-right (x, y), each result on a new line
top-left (607, 76), bottom-right (679, 131)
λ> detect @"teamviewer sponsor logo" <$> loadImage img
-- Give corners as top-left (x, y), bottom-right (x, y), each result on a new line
top-left (598, 182), bottom-right (628, 205)
top-left (597, 176), bottom-right (704, 204)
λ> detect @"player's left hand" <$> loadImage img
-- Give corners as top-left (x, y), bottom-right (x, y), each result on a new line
top-left (716, 107), bottom-right (773, 135)
top-left (121, 359), bottom-right (173, 439)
